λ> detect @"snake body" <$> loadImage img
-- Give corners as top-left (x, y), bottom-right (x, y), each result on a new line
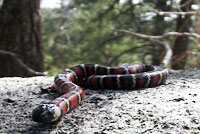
top-left (32, 63), bottom-right (168, 123)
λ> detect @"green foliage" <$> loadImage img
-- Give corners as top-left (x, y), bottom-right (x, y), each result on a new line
top-left (41, 0), bottom-right (184, 74)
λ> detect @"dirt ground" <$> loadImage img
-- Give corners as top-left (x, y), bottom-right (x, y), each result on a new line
top-left (0, 69), bottom-right (200, 134)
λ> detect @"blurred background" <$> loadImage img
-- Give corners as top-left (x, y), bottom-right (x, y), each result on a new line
top-left (0, 0), bottom-right (199, 76)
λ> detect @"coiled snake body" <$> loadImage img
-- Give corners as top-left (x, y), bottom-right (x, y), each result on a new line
top-left (32, 63), bottom-right (168, 123)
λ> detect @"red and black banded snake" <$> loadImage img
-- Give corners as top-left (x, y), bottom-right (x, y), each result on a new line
top-left (32, 63), bottom-right (168, 123)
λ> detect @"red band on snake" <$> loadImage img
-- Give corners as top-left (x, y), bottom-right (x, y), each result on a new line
top-left (32, 63), bottom-right (168, 123)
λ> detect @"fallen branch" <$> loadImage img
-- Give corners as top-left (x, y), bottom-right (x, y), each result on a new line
top-left (116, 30), bottom-right (200, 40)
top-left (153, 10), bottom-right (198, 16)
top-left (114, 29), bottom-right (173, 67)
top-left (140, 1), bottom-right (198, 16)
top-left (115, 29), bottom-right (200, 67)
top-left (0, 49), bottom-right (46, 76)
top-left (160, 32), bottom-right (200, 39)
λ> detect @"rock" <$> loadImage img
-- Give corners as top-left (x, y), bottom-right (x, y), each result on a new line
top-left (0, 70), bottom-right (200, 133)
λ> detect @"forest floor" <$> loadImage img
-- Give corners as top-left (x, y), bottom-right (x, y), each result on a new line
top-left (0, 69), bottom-right (200, 134)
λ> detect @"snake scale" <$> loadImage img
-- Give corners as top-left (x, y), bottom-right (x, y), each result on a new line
top-left (32, 63), bottom-right (168, 123)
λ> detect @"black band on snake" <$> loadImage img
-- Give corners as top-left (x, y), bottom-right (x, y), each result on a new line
top-left (32, 63), bottom-right (168, 123)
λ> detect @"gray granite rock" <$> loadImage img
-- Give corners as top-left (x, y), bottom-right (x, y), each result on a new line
top-left (0, 69), bottom-right (200, 134)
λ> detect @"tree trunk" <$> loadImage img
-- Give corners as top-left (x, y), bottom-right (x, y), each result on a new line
top-left (0, 0), bottom-right (44, 77)
top-left (152, 1), bottom-right (169, 65)
top-left (171, 0), bottom-right (191, 70)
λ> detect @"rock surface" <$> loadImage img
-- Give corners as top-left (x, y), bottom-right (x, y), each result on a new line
top-left (0, 69), bottom-right (200, 134)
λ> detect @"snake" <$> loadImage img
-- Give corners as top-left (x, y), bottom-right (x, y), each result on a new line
top-left (32, 63), bottom-right (168, 123)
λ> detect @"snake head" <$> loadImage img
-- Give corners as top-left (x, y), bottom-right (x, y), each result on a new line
top-left (32, 104), bottom-right (61, 123)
